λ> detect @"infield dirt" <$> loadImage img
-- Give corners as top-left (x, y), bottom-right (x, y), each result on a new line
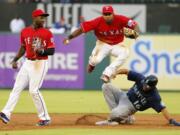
top-left (0, 113), bottom-right (180, 131)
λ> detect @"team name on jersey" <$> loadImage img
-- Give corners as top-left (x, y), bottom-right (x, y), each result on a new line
top-left (132, 85), bottom-right (147, 110)
top-left (99, 29), bottom-right (123, 36)
top-left (24, 37), bottom-right (47, 48)
top-left (134, 85), bottom-right (147, 105)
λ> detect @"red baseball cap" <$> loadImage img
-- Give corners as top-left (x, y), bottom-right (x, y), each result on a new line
top-left (32, 9), bottom-right (49, 18)
top-left (102, 5), bottom-right (114, 14)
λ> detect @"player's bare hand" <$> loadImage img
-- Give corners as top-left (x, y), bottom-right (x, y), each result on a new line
top-left (11, 61), bottom-right (18, 69)
top-left (63, 38), bottom-right (70, 45)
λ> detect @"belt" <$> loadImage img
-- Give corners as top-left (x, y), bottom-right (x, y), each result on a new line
top-left (27, 58), bottom-right (36, 61)
top-left (27, 58), bottom-right (44, 61)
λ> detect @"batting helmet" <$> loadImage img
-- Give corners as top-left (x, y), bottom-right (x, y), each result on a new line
top-left (144, 75), bottom-right (158, 87)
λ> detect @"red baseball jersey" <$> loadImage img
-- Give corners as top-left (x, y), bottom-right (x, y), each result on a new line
top-left (81, 15), bottom-right (137, 45)
top-left (20, 26), bottom-right (55, 60)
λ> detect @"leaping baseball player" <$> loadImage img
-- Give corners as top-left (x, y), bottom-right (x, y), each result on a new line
top-left (95, 69), bottom-right (180, 126)
top-left (0, 9), bottom-right (55, 126)
top-left (63, 5), bottom-right (139, 83)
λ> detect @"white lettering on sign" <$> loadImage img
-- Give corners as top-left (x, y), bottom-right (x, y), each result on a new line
top-left (0, 52), bottom-right (16, 69)
top-left (0, 52), bottom-right (79, 70)
top-left (48, 53), bottom-right (79, 70)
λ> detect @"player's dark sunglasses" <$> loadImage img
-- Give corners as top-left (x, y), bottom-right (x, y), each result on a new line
top-left (103, 13), bottom-right (112, 16)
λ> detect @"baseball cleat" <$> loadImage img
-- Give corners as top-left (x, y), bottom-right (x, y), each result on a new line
top-left (36, 120), bottom-right (51, 126)
top-left (95, 120), bottom-right (119, 126)
top-left (0, 112), bottom-right (10, 124)
top-left (100, 74), bottom-right (110, 83)
top-left (87, 64), bottom-right (95, 73)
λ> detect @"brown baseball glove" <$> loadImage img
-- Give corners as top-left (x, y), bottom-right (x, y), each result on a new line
top-left (123, 27), bottom-right (139, 39)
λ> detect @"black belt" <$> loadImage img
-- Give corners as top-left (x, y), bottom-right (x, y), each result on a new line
top-left (27, 58), bottom-right (43, 61)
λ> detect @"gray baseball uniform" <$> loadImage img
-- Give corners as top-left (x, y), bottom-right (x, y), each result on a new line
top-left (102, 83), bottom-right (136, 120)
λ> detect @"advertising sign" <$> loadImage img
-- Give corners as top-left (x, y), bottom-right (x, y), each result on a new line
top-left (112, 35), bottom-right (180, 90)
top-left (0, 34), bottom-right (84, 89)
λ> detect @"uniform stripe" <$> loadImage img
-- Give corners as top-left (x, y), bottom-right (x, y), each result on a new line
top-left (36, 60), bottom-right (48, 120)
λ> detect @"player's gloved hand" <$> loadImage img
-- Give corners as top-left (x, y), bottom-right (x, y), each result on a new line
top-left (123, 27), bottom-right (139, 39)
top-left (169, 119), bottom-right (180, 126)
top-left (63, 38), bottom-right (70, 45)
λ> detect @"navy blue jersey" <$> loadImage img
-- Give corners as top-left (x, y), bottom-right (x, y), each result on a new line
top-left (127, 71), bottom-right (165, 112)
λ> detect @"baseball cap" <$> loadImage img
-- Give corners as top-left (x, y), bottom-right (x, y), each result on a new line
top-left (32, 9), bottom-right (49, 18)
top-left (102, 5), bottom-right (114, 14)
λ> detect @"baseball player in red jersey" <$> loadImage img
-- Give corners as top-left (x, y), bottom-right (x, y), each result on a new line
top-left (0, 9), bottom-right (55, 126)
top-left (63, 5), bottom-right (139, 83)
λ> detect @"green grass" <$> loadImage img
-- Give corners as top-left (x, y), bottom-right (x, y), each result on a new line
top-left (1, 128), bottom-right (180, 135)
top-left (0, 90), bottom-right (180, 114)
top-left (0, 90), bottom-right (180, 135)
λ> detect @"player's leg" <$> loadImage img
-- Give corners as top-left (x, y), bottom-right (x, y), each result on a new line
top-left (101, 44), bottom-right (129, 82)
top-left (87, 40), bottom-right (111, 73)
top-left (1, 62), bottom-right (29, 123)
top-left (96, 83), bottom-right (134, 126)
top-left (96, 92), bottom-right (136, 126)
top-left (28, 60), bottom-right (50, 125)
top-left (109, 92), bottom-right (136, 124)
top-left (102, 83), bottom-right (122, 110)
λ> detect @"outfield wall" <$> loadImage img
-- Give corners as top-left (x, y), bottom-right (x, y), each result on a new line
top-left (0, 33), bottom-right (109, 90)
top-left (0, 34), bottom-right (179, 90)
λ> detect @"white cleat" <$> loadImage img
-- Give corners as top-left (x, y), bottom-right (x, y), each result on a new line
top-left (95, 120), bottom-right (119, 126)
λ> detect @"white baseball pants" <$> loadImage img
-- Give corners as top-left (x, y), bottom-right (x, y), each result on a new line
top-left (89, 40), bottom-right (129, 77)
top-left (2, 59), bottom-right (50, 121)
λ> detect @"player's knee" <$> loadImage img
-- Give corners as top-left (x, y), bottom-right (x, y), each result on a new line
top-left (110, 107), bottom-right (127, 119)
top-left (102, 83), bottom-right (112, 93)
top-left (119, 49), bottom-right (129, 59)
top-left (111, 108), bottom-right (121, 118)
top-left (29, 91), bottom-right (39, 96)
top-left (89, 56), bottom-right (102, 66)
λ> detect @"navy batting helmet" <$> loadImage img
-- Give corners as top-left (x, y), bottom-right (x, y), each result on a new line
top-left (144, 75), bottom-right (158, 87)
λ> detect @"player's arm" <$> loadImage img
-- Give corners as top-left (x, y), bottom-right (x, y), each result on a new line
top-left (63, 17), bottom-right (100, 45)
top-left (115, 68), bottom-right (129, 75)
top-left (121, 15), bottom-right (139, 39)
top-left (111, 68), bottom-right (129, 79)
top-left (11, 45), bottom-right (26, 69)
top-left (36, 48), bottom-right (55, 56)
top-left (152, 100), bottom-right (180, 126)
top-left (161, 108), bottom-right (180, 126)
top-left (112, 68), bottom-right (144, 83)
top-left (63, 27), bottom-right (83, 45)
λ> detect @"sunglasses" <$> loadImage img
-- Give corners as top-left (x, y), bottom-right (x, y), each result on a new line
top-left (103, 13), bottom-right (112, 16)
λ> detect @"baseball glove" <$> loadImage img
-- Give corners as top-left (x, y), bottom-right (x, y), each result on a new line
top-left (123, 27), bottom-right (139, 39)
